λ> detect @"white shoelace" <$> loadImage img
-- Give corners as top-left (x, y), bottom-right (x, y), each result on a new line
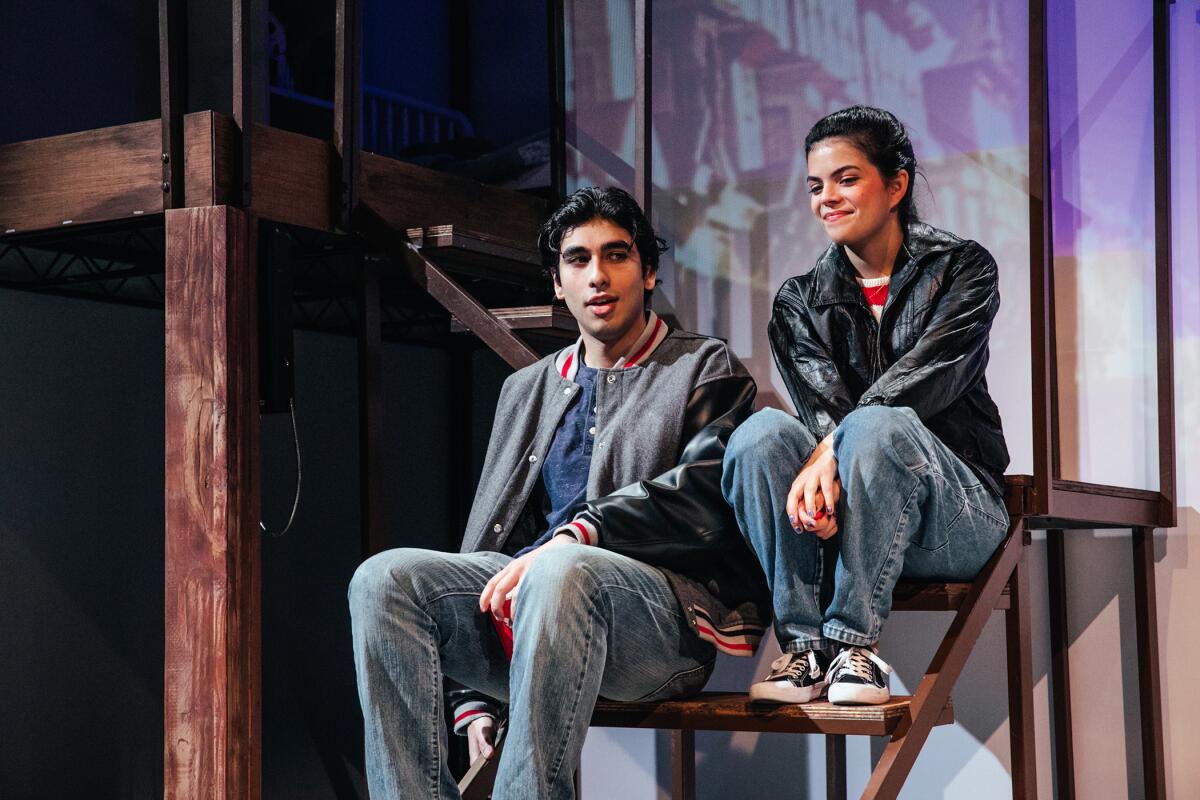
top-left (769, 650), bottom-right (821, 680)
top-left (828, 646), bottom-right (892, 683)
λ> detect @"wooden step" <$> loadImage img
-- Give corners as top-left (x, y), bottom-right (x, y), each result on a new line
top-left (450, 304), bottom-right (578, 338)
top-left (407, 224), bottom-right (543, 286)
top-left (592, 692), bottom-right (952, 737)
top-left (892, 580), bottom-right (1011, 611)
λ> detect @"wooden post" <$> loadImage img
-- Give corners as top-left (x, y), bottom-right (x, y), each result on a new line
top-left (825, 735), bottom-right (847, 800)
top-left (1046, 529), bottom-right (1077, 799)
top-left (632, 0), bottom-right (652, 215)
top-left (334, 0), bottom-right (362, 231)
top-left (164, 205), bottom-right (261, 800)
top-left (1005, 543), bottom-right (1038, 799)
top-left (1132, 527), bottom-right (1167, 800)
top-left (547, 0), bottom-right (567, 204)
top-left (232, 0), bottom-right (255, 207)
top-left (159, 0), bottom-right (187, 209)
top-left (671, 729), bottom-right (695, 800)
top-left (356, 254), bottom-right (384, 557)
top-left (1028, 0), bottom-right (1057, 518)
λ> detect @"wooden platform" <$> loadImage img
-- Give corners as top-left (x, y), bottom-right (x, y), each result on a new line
top-left (593, 692), bottom-right (953, 737)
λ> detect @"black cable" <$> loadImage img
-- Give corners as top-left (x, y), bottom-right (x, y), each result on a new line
top-left (261, 397), bottom-right (302, 537)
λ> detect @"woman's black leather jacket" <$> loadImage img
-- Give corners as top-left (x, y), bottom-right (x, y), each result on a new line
top-left (769, 222), bottom-right (1010, 499)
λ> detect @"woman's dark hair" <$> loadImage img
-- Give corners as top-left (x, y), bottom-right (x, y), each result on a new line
top-left (537, 186), bottom-right (668, 285)
top-left (804, 106), bottom-right (920, 227)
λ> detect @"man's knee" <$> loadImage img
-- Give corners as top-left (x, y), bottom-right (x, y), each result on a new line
top-left (519, 546), bottom-right (605, 609)
top-left (725, 408), bottom-right (816, 471)
top-left (348, 548), bottom-right (425, 615)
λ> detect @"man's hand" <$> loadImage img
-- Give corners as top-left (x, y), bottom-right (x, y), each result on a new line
top-left (786, 433), bottom-right (840, 539)
top-left (466, 716), bottom-right (495, 762)
top-left (479, 533), bottom-right (578, 623)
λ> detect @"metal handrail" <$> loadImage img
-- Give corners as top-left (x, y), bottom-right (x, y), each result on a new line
top-left (269, 84), bottom-right (475, 157)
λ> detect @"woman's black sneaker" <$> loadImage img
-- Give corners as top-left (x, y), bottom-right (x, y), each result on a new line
top-left (749, 649), bottom-right (829, 704)
top-left (826, 645), bottom-right (892, 705)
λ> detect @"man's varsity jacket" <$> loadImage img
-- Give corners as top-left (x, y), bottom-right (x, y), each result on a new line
top-left (450, 315), bottom-right (770, 734)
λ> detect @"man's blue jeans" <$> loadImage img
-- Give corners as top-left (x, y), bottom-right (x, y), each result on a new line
top-left (721, 406), bottom-right (1008, 653)
top-left (349, 545), bottom-right (715, 799)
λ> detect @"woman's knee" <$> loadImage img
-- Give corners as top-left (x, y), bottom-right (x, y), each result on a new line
top-left (835, 406), bottom-right (926, 470)
top-left (725, 408), bottom-right (816, 470)
top-left (837, 406), bottom-right (922, 446)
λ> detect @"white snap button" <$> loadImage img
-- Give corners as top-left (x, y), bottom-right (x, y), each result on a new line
top-left (493, 523), bottom-right (502, 533)
top-left (589, 426), bottom-right (597, 435)
top-left (563, 387), bottom-right (572, 395)
top-left (606, 374), bottom-right (616, 384)
top-left (529, 455), bottom-right (538, 463)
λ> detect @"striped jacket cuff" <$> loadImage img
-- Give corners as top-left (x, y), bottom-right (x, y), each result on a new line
top-left (692, 605), bottom-right (764, 657)
top-left (451, 700), bottom-right (498, 735)
top-left (555, 516), bottom-right (599, 547)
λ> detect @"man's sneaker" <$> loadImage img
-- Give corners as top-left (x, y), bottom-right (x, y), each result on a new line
top-left (749, 650), bottom-right (829, 704)
top-left (826, 646), bottom-right (892, 705)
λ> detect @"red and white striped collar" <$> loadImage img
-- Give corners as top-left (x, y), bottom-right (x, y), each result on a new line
top-left (554, 311), bottom-right (669, 381)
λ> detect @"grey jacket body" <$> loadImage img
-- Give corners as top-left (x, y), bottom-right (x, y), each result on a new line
top-left (460, 327), bottom-right (769, 651)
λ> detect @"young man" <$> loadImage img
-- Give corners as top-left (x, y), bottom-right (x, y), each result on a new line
top-left (349, 187), bottom-right (769, 799)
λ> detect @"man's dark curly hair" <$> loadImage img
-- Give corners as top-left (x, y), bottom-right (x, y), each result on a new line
top-left (537, 186), bottom-right (668, 287)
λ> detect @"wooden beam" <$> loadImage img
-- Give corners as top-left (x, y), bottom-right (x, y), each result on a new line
top-left (1, 116), bottom-right (547, 241)
top-left (164, 205), bottom-right (261, 800)
top-left (191, 114), bottom-right (548, 239)
top-left (359, 150), bottom-right (546, 240)
top-left (0, 120), bottom-right (164, 235)
top-left (1047, 480), bottom-right (1167, 529)
top-left (249, 124), bottom-right (333, 232)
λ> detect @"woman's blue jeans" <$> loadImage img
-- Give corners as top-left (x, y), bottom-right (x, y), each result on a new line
top-left (349, 545), bottom-right (715, 799)
top-left (721, 406), bottom-right (1008, 653)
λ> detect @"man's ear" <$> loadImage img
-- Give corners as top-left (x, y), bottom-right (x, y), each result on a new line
top-left (643, 266), bottom-right (658, 293)
top-left (553, 273), bottom-right (565, 301)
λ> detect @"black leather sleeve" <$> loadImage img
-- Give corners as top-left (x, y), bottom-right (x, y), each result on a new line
top-left (858, 246), bottom-right (999, 419)
top-left (572, 375), bottom-right (757, 568)
top-left (769, 279), bottom-right (856, 440)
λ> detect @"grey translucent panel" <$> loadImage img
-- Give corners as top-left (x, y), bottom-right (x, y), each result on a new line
top-left (1048, 0), bottom-right (1159, 490)
top-left (566, 0), bottom-right (1033, 476)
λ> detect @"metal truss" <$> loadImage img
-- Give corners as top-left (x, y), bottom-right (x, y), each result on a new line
top-left (0, 221), bottom-right (166, 307)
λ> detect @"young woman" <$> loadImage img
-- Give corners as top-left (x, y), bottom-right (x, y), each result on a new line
top-left (722, 106), bottom-right (1011, 705)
